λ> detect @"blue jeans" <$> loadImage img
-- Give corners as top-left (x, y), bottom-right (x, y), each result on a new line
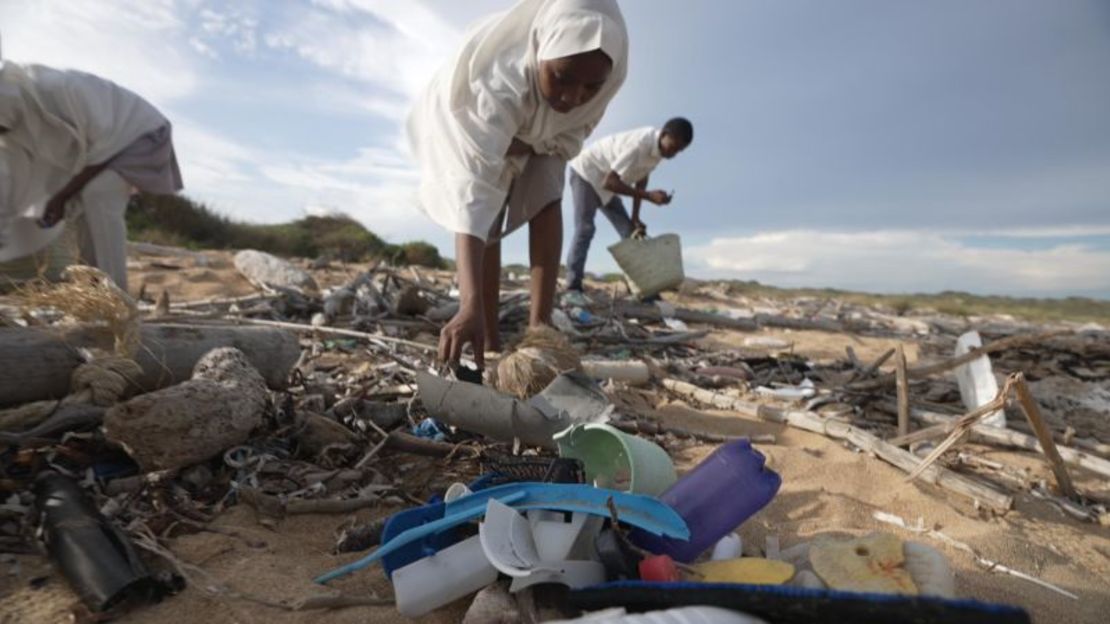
top-left (565, 170), bottom-right (635, 291)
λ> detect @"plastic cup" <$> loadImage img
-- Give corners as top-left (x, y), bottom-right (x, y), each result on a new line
top-left (554, 423), bottom-right (677, 496)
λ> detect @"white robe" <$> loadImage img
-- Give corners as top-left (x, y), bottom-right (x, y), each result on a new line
top-left (408, 0), bottom-right (628, 242)
top-left (0, 60), bottom-right (170, 264)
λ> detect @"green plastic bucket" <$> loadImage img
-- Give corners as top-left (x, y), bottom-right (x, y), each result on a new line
top-left (554, 423), bottom-right (677, 496)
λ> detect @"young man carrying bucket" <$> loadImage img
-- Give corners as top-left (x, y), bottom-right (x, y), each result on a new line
top-left (562, 117), bottom-right (693, 306)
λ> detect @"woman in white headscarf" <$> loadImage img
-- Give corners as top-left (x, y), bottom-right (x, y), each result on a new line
top-left (0, 49), bottom-right (182, 290)
top-left (409, 0), bottom-right (627, 366)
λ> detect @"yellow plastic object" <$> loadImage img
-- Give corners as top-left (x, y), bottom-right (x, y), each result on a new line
top-left (691, 558), bottom-right (795, 585)
top-left (810, 533), bottom-right (918, 595)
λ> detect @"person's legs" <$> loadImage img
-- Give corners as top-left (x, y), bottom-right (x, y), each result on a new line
top-left (74, 171), bottom-right (131, 290)
top-left (529, 200), bottom-right (562, 327)
top-left (482, 240), bottom-right (502, 352)
top-left (564, 172), bottom-right (603, 292)
top-left (599, 196), bottom-right (636, 239)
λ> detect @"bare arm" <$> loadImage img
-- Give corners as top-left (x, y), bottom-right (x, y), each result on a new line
top-left (439, 233), bottom-right (487, 367)
top-left (39, 162), bottom-right (111, 227)
top-left (631, 175), bottom-right (649, 230)
top-left (602, 171), bottom-right (670, 207)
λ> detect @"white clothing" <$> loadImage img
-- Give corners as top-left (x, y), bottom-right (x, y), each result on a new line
top-left (569, 126), bottom-right (662, 204)
top-left (0, 60), bottom-right (172, 264)
top-left (489, 154), bottom-right (565, 243)
top-left (74, 170), bottom-right (131, 289)
top-left (408, 0), bottom-right (628, 242)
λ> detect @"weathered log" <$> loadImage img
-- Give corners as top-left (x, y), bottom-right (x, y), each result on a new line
top-left (231, 317), bottom-right (435, 352)
top-left (1013, 374), bottom-right (1078, 499)
top-left (754, 313), bottom-right (849, 333)
top-left (895, 344), bottom-right (910, 438)
top-left (128, 241), bottom-right (210, 266)
top-left (105, 348), bottom-right (268, 472)
top-left (662, 378), bottom-right (1013, 511)
top-left (877, 400), bottom-right (1110, 479)
top-left (581, 360), bottom-right (651, 385)
top-left (847, 330), bottom-right (1068, 392)
top-left (386, 431), bottom-right (479, 459)
top-left (0, 323), bottom-right (299, 406)
top-left (616, 303), bottom-right (758, 331)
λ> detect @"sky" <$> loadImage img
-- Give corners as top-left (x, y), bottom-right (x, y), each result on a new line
top-left (2, 0), bottom-right (1109, 298)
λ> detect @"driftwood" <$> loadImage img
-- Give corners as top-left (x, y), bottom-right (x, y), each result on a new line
top-left (754, 313), bottom-right (852, 333)
top-left (895, 343), bottom-right (910, 438)
top-left (230, 317), bottom-right (436, 353)
top-left (386, 431), bottom-right (480, 459)
top-left (1013, 373), bottom-right (1078, 499)
top-left (0, 323), bottom-right (299, 406)
top-left (128, 241), bottom-right (209, 265)
top-left (662, 378), bottom-right (1013, 511)
top-left (239, 487), bottom-right (381, 516)
top-left (847, 330), bottom-right (1069, 392)
top-left (581, 360), bottom-right (651, 385)
top-left (610, 418), bottom-right (775, 445)
top-left (105, 348), bottom-right (268, 472)
top-left (615, 303), bottom-right (758, 331)
top-left (882, 401), bottom-right (1110, 479)
top-left (850, 348), bottom-right (895, 384)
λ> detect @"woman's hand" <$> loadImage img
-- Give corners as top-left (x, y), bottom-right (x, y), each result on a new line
top-left (439, 302), bottom-right (485, 368)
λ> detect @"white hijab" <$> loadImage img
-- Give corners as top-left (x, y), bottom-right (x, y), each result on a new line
top-left (408, 0), bottom-right (628, 241)
top-left (0, 55), bottom-right (167, 260)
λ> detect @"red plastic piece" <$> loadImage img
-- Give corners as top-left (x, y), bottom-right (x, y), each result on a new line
top-left (638, 554), bottom-right (680, 582)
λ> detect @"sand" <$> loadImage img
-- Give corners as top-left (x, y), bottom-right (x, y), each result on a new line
top-left (2, 255), bottom-right (1108, 623)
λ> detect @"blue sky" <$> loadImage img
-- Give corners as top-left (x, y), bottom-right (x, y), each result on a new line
top-left (3, 0), bottom-right (1109, 298)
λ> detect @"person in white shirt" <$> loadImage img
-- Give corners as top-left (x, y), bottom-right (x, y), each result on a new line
top-left (408, 0), bottom-right (628, 366)
top-left (0, 52), bottom-right (183, 291)
top-left (563, 117), bottom-right (692, 303)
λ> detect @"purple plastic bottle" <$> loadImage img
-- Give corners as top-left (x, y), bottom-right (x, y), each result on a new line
top-left (632, 438), bottom-right (781, 563)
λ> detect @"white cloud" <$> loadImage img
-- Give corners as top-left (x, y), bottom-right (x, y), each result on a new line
top-left (197, 7), bottom-right (259, 55)
top-left (688, 229), bottom-right (1110, 297)
top-left (188, 36), bottom-right (219, 60)
top-left (0, 0), bottom-right (199, 107)
top-left (265, 0), bottom-right (459, 97)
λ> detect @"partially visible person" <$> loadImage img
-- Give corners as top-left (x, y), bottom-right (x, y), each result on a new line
top-left (408, 0), bottom-right (628, 367)
top-left (563, 117), bottom-right (692, 305)
top-left (0, 47), bottom-right (182, 291)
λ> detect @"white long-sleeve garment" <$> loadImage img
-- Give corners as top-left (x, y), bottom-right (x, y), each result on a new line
top-left (0, 59), bottom-right (171, 261)
top-left (408, 0), bottom-right (628, 242)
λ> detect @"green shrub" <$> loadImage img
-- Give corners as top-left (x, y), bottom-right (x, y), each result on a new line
top-left (127, 193), bottom-right (443, 266)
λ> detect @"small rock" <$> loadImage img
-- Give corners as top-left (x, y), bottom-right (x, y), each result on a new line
top-left (233, 249), bottom-right (318, 293)
top-left (297, 413), bottom-right (359, 456)
top-left (310, 312), bottom-right (327, 327)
